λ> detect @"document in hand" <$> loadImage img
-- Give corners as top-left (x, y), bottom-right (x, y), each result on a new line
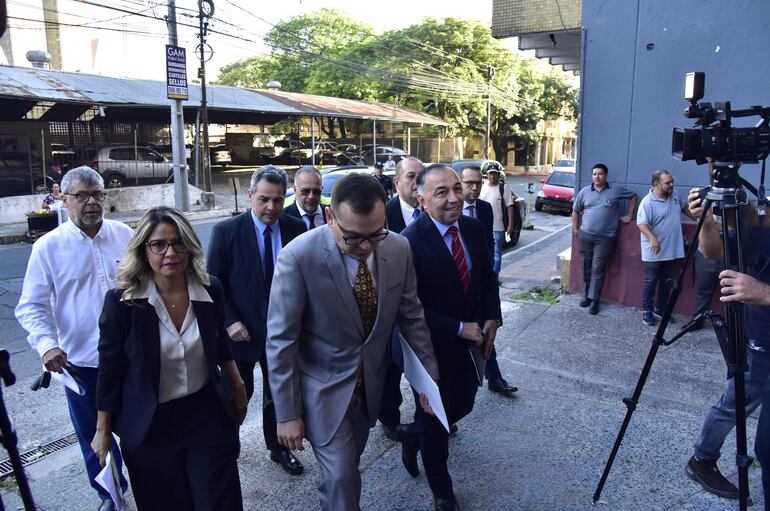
top-left (399, 336), bottom-right (449, 433)
top-left (95, 447), bottom-right (125, 511)
top-left (50, 367), bottom-right (85, 396)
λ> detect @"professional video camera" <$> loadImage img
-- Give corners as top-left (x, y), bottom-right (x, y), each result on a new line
top-left (672, 72), bottom-right (770, 165)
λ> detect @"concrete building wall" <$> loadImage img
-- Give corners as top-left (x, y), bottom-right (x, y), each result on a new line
top-left (578, 0), bottom-right (770, 194)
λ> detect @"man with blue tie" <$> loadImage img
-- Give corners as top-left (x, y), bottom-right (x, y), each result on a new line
top-left (284, 166), bottom-right (327, 229)
top-left (207, 166), bottom-right (307, 475)
top-left (459, 166), bottom-right (518, 398)
top-left (402, 164), bottom-right (502, 510)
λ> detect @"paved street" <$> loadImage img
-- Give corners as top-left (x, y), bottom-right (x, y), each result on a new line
top-left (1, 188), bottom-right (762, 511)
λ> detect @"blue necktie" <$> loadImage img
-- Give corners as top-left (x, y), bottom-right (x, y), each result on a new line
top-left (264, 225), bottom-right (274, 298)
top-left (305, 213), bottom-right (315, 229)
top-left (412, 208), bottom-right (420, 221)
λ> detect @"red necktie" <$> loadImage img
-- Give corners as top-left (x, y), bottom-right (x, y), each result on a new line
top-left (448, 226), bottom-right (470, 294)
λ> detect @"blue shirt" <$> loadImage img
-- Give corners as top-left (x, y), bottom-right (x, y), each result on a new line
top-left (573, 182), bottom-right (636, 237)
top-left (251, 210), bottom-right (283, 277)
top-left (637, 190), bottom-right (685, 262)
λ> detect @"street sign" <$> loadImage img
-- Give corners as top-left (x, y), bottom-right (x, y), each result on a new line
top-left (165, 44), bottom-right (188, 100)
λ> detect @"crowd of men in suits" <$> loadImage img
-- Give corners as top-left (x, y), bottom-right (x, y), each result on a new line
top-left (15, 158), bottom-right (519, 511)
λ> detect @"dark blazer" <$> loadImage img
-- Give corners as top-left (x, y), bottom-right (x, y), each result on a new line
top-left (283, 202), bottom-right (328, 228)
top-left (385, 196), bottom-right (407, 234)
top-left (96, 276), bottom-right (233, 448)
top-left (402, 213), bottom-right (501, 423)
top-left (207, 211), bottom-right (306, 362)
top-left (473, 199), bottom-right (495, 257)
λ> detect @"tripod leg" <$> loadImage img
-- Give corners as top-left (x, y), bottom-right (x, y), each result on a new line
top-left (722, 205), bottom-right (751, 511)
top-left (593, 200), bottom-right (714, 503)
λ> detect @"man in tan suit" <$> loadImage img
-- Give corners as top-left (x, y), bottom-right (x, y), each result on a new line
top-left (266, 173), bottom-right (439, 511)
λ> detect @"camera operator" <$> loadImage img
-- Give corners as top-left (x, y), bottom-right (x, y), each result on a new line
top-left (686, 186), bottom-right (770, 506)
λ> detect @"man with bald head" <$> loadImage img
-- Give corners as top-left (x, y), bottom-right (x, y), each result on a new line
top-left (385, 156), bottom-right (423, 233)
top-left (401, 164), bottom-right (501, 510)
top-left (284, 165), bottom-right (327, 230)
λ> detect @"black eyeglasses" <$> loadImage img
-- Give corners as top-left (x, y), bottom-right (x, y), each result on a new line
top-left (65, 191), bottom-right (107, 203)
top-left (342, 229), bottom-right (389, 246)
top-left (146, 239), bottom-right (189, 255)
top-left (462, 180), bottom-right (482, 187)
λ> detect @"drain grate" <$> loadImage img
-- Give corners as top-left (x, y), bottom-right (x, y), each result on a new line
top-left (0, 433), bottom-right (78, 478)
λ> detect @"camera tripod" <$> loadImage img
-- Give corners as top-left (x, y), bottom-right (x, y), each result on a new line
top-left (0, 350), bottom-right (35, 511)
top-left (593, 162), bottom-right (758, 510)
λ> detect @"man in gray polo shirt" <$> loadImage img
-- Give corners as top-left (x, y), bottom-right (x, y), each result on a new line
top-left (637, 169), bottom-right (685, 325)
top-left (572, 163), bottom-right (637, 314)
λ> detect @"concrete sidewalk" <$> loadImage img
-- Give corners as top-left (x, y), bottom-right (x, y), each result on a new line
top-left (0, 230), bottom-right (762, 510)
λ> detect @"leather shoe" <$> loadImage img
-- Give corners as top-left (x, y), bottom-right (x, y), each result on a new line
top-left (396, 424), bottom-right (420, 477)
top-left (589, 300), bottom-right (600, 315)
top-left (434, 495), bottom-right (461, 510)
top-left (270, 449), bottom-right (304, 475)
top-left (488, 377), bottom-right (518, 396)
top-left (579, 296), bottom-right (592, 307)
top-left (449, 423), bottom-right (458, 435)
top-left (381, 422), bottom-right (400, 442)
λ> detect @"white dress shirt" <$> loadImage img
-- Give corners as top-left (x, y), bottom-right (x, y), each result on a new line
top-left (251, 210), bottom-right (283, 275)
top-left (15, 219), bottom-right (133, 367)
top-left (122, 278), bottom-right (210, 404)
top-left (296, 203), bottom-right (324, 229)
top-left (463, 201), bottom-right (478, 219)
top-left (399, 198), bottom-right (420, 228)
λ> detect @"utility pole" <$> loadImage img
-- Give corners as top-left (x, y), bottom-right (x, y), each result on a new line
top-left (197, 0), bottom-right (214, 193)
top-left (484, 64), bottom-right (495, 160)
top-left (166, 0), bottom-right (190, 211)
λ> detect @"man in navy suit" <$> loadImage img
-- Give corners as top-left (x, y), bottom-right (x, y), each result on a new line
top-left (459, 166), bottom-right (518, 398)
top-left (207, 166), bottom-right (307, 476)
top-left (380, 157), bottom-right (424, 440)
top-left (402, 164), bottom-right (502, 511)
top-left (283, 166), bottom-right (327, 230)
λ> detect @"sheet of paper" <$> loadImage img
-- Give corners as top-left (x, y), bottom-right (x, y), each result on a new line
top-left (95, 449), bottom-right (125, 511)
top-left (49, 367), bottom-right (85, 396)
top-left (399, 336), bottom-right (449, 433)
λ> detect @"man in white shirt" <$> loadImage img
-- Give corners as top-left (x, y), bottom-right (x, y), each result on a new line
top-left (284, 165), bottom-right (327, 229)
top-left (480, 168), bottom-right (515, 276)
top-left (15, 166), bottom-right (131, 511)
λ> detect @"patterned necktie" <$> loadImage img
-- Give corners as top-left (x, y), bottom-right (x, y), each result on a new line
top-left (305, 213), bottom-right (315, 230)
top-left (448, 226), bottom-right (470, 294)
top-left (263, 225), bottom-right (274, 298)
top-left (353, 259), bottom-right (377, 337)
top-left (467, 204), bottom-right (476, 218)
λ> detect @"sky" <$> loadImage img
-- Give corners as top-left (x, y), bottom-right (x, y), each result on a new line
top-left (0, 0), bottom-right (528, 82)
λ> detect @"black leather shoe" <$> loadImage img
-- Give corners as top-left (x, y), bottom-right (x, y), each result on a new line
top-left (381, 422), bottom-right (400, 442)
top-left (589, 300), bottom-right (600, 315)
top-left (400, 432), bottom-right (420, 478)
top-left (98, 500), bottom-right (116, 511)
top-left (449, 423), bottom-right (458, 435)
top-left (488, 378), bottom-right (519, 396)
top-left (579, 296), bottom-right (592, 307)
top-left (434, 495), bottom-right (460, 510)
top-left (270, 450), bottom-right (304, 475)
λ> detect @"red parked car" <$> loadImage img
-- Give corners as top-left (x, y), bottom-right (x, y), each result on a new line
top-left (535, 166), bottom-right (575, 213)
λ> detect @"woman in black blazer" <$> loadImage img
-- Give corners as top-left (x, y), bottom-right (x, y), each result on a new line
top-left (91, 206), bottom-right (247, 510)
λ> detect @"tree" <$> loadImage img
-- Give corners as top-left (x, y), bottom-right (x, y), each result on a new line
top-left (216, 12), bottom-right (578, 164)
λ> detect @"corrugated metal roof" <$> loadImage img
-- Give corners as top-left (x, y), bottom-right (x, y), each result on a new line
top-left (0, 65), bottom-right (447, 125)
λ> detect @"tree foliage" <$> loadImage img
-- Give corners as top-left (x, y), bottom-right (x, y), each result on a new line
top-left (216, 11), bottom-right (578, 164)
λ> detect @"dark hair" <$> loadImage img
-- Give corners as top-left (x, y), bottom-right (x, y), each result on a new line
top-left (416, 163), bottom-right (454, 194)
top-left (250, 165), bottom-right (288, 193)
top-left (651, 169), bottom-right (671, 185)
top-left (331, 173), bottom-right (387, 215)
top-left (592, 163), bottom-right (609, 174)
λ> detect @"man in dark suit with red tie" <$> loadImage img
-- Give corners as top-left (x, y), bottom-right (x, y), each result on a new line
top-left (401, 164), bottom-right (502, 510)
top-left (207, 166), bottom-right (307, 475)
top-left (284, 166), bottom-right (328, 229)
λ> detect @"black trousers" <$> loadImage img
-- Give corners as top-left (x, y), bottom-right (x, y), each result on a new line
top-left (413, 396), bottom-right (453, 499)
top-left (378, 327), bottom-right (404, 427)
top-left (578, 230), bottom-right (616, 300)
top-left (641, 260), bottom-right (674, 312)
top-left (693, 249), bottom-right (722, 317)
top-left (121, 384), bottom-right (242, 511)
top-left (236, 356), bottom-right (283, 452)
